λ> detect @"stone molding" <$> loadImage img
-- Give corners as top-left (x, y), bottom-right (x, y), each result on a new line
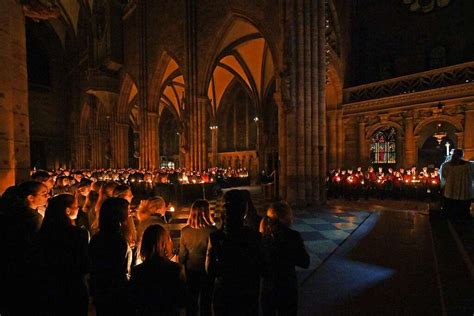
top-left (343, 82), bottom-right (474, 115)
top-left (344, 62), bottom-right (474, 102)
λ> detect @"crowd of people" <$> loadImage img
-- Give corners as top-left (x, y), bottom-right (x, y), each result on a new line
top-left (35, 167), bottom-right (249, 186)
top-left (0, 167), bottom-right (309, 315)
top-left (327, 165), bottom-right (442, 201)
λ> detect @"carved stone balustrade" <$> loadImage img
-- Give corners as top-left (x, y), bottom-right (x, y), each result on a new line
top-left (344, 62), bottom-right (474, 103)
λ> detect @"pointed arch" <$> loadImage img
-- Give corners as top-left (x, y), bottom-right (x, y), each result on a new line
top-left (117, 73), bottom-right (138, 123)
top-left (149, 50), bottom-right (185, 117)
top-left (205, 16), bottom-right (277, 119)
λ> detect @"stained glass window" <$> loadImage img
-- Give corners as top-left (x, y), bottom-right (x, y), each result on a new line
top-left (371, 127), bottom-right (396, 164)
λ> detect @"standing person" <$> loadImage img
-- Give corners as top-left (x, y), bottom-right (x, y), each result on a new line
top-left (206, 189), bottom-right (262, 316)
top-left (440, 148), bottom-right (474, 219)
top-left (241, 189), bottom-right (262, 232)
top-left (179, 199), bottom-right (217, 316)
top-left (135, 196), bottom-right (168, 247)
top-left (129, 224), bottom-right (187, 316)
top-left (91, 181), bottom-right (118, 235)
top-left (0, 182), bottom-right (49, 315)
top-left (260, 201), bottom-right (310, 316)
top-left (36, 194), bottom-right (89, 316)
top-left (31, 169), bottom-right (55, 194)
top-left (89, 198), bottom-right (133, 316)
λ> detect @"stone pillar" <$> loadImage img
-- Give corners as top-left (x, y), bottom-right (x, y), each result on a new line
top-left (336, 110), bottom-right (344, 168)
top-left (358, 117), bottom-right (367, 166)
top-left (211, 127), bottom-right (218, 167)
top-left (114, 122), bottom-right (129, 167)
top-left (404, 114), bottom-right (416, 168)
top-left (463, 105), bottom-right (474, 160)
top-left (328, 110), bottom-right (337, 170)
top-left (280, 0), bottom-right (326, 206)
top-left (0, 1), bottom-right (30, 194)
top-left (274, 92), bottom-right (287, 200)
top-left (139, 111), bottom-right (158, 169)
top-left (77, 135), bottom-right (87, 168)
top-left (188, 96), bottom-right (209, 171)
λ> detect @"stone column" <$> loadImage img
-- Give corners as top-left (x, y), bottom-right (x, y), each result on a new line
top-left (188, 96), bottom-right (209, 171)
top-left (327, 110), bottom-right (337, 170)
top-left (280, 0), bottom-right (326, 206)
top-left (211, 127), bottom-right (218, 167)
top-left (358, 117), bottom-right (367, 166)
top-left (274, 92), bottom-right (287, 200)
top-left (77, 135), bottom-right (87, 168)
top-left (139, 111), bottom-right (158, 169)
top-left (404, 114), bottom-right (416, 168)
top-left (463, 105), bottom-right (474, 160)
top-left (336, 109), bottom-right (344, 168)
top-left (114, 122), bottom-right (129, 167)
top-left (0, 1), bottom-right (29, 194)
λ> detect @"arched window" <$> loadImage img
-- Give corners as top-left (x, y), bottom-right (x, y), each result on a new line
top-left (371, 127), bottom-right (396, 164)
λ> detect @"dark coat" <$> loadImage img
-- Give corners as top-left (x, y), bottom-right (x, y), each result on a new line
top-left (129, 255), bottom-right (187, 316)
top-left (0, 206), bottom-right (42, 314)
top-left (36, 226), bottom-right (89, 316)
top-left (261, 221), bottom-right (310, 315)
top-left (179, 224), bottom-right (217, 272)
top-left (207, 227), bottom-right (262, 315)
top-left (89, 231), bottom-right (132, 302)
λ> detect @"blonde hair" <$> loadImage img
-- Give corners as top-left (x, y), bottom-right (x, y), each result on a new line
top-left (137, 196), bottom-right (166, 222)
top-left (187, 199), bottom-right (214, 229)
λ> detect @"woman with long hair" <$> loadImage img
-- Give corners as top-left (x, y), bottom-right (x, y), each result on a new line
top-left (179, 199), bottom-right (216, 316)
top-left (36, 194), bottom-right (89, 316)
top-left (114, 184), bottom-right (137, 246)
top-left (259, 200), bottom-right (309, 316)
top-left (129, 224), bottom-right (187, 316)
top-left (89, 197), bottom-right (133, 316)
top-left (90, 181), bottom-right (118, 235)
top-left (1, 182), bottom-right (48, 315)
top-left (136, 196), bottom-right (166, 244)
top-left (241, 189), bottom-right (262, 232)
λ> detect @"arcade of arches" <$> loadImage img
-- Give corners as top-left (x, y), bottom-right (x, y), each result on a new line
top-left (1, 0), bottom-right (474, 207)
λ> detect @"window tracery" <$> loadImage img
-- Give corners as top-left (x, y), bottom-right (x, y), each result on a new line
top-left (371, 127), bottom-right (397, 164)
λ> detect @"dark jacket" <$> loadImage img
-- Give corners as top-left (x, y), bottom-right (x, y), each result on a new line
top-left (179, 224), bottom-right (217, 271)
top-left (129, 255), bottom-right (187, 316)
top-left (36, 226), bottom-right (89, 315)
top-left (89, 230), bottom-right (131, 299)
top-left (206, 227), bottom-right (262, 315)
top-left (261, 221), bottom-right (309, 304)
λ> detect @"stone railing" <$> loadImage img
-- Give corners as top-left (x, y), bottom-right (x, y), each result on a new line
top-left (344, 62), bottom-right (474, 103)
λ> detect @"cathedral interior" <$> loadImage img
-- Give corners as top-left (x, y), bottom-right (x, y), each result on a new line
top-left (1, 0), bottom-right (474, 314)
top-left (1, 0), bottom-right (474, 203)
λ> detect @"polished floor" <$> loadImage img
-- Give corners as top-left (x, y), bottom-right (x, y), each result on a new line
top-left (298, 202), bottom-right (474, 316)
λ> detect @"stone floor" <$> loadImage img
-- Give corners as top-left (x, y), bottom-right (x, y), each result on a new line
top-left (298, 201), bottom-right (474, 316)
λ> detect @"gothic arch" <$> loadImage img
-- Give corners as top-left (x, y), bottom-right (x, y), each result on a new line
top-left (201, 14), bottom-right (279, 99)
top-left (366, 121), bottom-right (404, 141)
top-left (117, 73), bottom-right (138, 123)
top-left (149, 50), bottom-right (185, 115)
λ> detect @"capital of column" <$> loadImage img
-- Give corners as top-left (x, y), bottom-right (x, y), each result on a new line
top-left (197, 96), bottom-right (211, 106)
top-left (146, 111), bottom-right (158, 118)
